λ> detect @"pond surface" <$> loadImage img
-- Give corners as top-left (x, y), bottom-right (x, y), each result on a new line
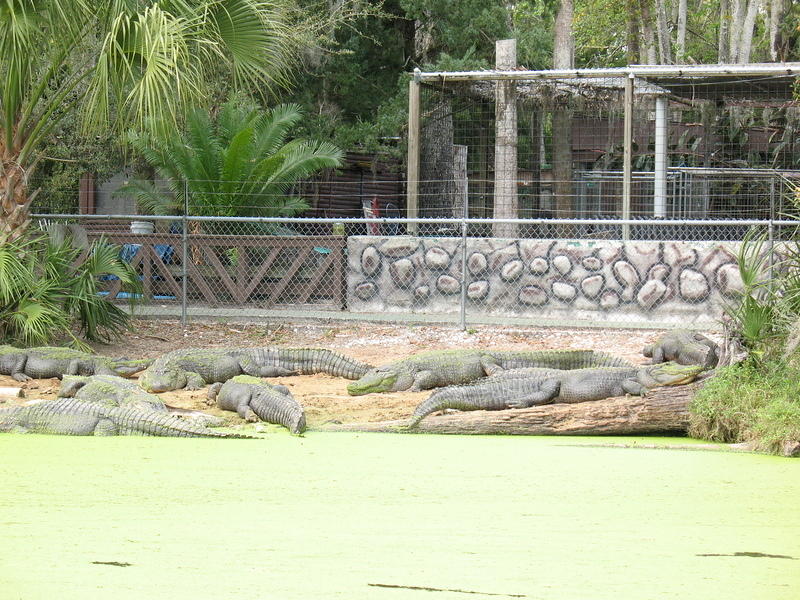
top-left (1, 434), bottom-right (798, 600)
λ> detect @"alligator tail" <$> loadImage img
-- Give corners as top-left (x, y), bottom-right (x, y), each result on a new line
top-left (310, 349), bottom-right (373, 380)
top-left (250, 395), bottom-right (306, 434)
top-left (108, 406), bottom-right (254, 438)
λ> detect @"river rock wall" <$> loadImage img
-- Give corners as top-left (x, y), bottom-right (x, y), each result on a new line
top-left (347, 236), bottom-right (746, 325)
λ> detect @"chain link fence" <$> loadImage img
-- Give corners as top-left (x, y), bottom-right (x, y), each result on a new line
top-left (32, 211), bottom-right (794, 330)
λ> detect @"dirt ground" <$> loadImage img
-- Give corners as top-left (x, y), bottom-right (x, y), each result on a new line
top-left (0, 318), bottom-right (714, 428)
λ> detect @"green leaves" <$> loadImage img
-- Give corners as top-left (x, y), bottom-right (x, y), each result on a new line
top-left (119, 97), bottom-right (343, 218)
top-left (0, 231), bottom-right (138, 348)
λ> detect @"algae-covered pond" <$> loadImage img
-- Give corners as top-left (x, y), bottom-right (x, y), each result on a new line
top-left (1, 433), bottom-right (798, 600)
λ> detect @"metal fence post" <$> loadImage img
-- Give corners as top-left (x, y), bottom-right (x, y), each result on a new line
top-left (181, 180), bottom-right (189, 327)
top-left (768, 177), bottom-right (775, 283)
top-left (459, 215), bottom-right (468, 331)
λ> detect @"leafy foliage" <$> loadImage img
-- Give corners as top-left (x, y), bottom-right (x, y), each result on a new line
top-left (0, 231), bottom-right (139, 348)
top-left (0, 0), bottom-right (301, 239)
top-left (690, 360), bottom-right (800, 455)
top-left (116, 98), bottom-right (343, 218)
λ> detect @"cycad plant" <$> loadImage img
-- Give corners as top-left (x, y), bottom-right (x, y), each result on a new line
top-left (0, 232), bottom-right (139, 348)
top-left (117, 99), bottom-right (344, 219)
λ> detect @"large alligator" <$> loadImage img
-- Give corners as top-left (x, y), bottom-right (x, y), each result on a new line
top-left (59, 374), bottom-right (167, 412)
top-left (408, 362), bottom-right (704, 426)
top-left (0, 345), bottom-right (152, 382)
top-left (346, 349), bottom-right (634, 395)
top-left (0, 398), bottom-right (252, 438)
top-left (643, 330), bottom-right (719, 368)
top-left (139, 347), bottom-right (373, 392)
top-left (208, 375), bottom-right (306, 434)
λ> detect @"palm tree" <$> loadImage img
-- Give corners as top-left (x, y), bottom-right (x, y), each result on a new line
top-left (0, 0), bottom-right (294, 241)
top-left (117, 98), bottom-right (343, 219)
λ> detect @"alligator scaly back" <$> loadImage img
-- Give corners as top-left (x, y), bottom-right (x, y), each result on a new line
top-left (409, 376), bottom-right (562, 427)
top-left (0, 399), bottom-right (253, 438)
top-left (240, 348), bottom-right (373, 380)
top-left (488, 349), bottom-right (634, 370)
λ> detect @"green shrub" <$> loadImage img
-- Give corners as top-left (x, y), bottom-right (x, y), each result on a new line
top-left (0, 232), bottom-right (140, 349)
top-left (690, 360), bottom-right (800, 454)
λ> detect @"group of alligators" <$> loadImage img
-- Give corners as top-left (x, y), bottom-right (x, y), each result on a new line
top-left (0, 329), bottom-right (718, 438)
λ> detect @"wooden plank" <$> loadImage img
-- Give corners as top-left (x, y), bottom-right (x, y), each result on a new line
top-left (292, 250), bottom-right (336, 304)
top-left (202, 245), bottom-right (238, 302)
top-left (265, 246), bottom-right (315, 306)
top-left (242, 246), bottom-right (283, 300)
top-left (142, 245), bottom-right (153, 299)
top-left (148, 243), bottom-right (183, 299)
top-left (407, 77), bottom-right (420, 234)
top-left (184, 246), bottom-right (218, 305)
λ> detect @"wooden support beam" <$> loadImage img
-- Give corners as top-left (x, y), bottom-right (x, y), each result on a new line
top-left (407, 73), bottom-right (421, 234)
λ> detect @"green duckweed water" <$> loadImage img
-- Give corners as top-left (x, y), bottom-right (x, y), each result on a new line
top-left (1, 434), bottom-right (798, 600)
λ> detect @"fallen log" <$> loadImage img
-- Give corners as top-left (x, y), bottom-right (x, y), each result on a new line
top-left (323, 382), bottom-right (703, 435)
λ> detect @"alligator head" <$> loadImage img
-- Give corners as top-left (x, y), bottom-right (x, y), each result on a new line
top-left (111, 358), bottom-right (155, 377)
top-left (641, 362), bottom-right (705, 388)
top-left (139, 366), bottom-right (187, 393)
top-left (346, 368), bottom-right (411, 395)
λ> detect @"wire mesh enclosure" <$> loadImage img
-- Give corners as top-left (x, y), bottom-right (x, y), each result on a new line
top-left (409, 64), bottom-right (800, 240)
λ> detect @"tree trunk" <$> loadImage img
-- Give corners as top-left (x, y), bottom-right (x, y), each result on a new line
top-left (676, 0), bottom-right (688, 62)
top-left (1, 162), bottom-right (35, 241)
top-left (718, 0), bottom-right (731, 62)
top-left (493, 39), bottom-right (518, 238)
top-left (736, 0), bottom-right (761, 63)
top-left (553, 1), bottom-right (574, 235)
top-left (626, 0), bottom-right (641, 64)
top-left (656, 0), bottom-right (673, 63)
top-left (326, 383), bottom-right (703, 436)
top-left (729, 0), bottom-right (746, 62)
top-left (639, 0), bottom-right (658, 64)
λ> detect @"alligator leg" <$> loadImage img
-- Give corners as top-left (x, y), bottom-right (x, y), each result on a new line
top-left (93, 419), bottom-right (120, 436)
top-left (58, 376), bottom-right (88, 398)
top-left (649, 347), bottom-right (665, 365)
top-left (183, 372), bottom-right (206, 390)
top-left (207, 382), bottom-right (223, 403)
top-left (480, 356), bottom-right (504, 375)
top-left (238, 357), bottom-right (298, 377)
top-left (411, 371), bottom-right (439, 391)
top-left (504, 379), bottom-right (560, 408)
top-left (622, 379), bottom-right (648, 396)
top-left (272, 384), bottom-right (291, 395)
top-left (9, 355), bottom-right (30, 382)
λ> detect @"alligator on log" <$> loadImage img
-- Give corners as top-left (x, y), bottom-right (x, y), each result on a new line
top-left (325, 383), bottom-right (703, 436)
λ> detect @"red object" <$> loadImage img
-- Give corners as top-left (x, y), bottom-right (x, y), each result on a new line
top-left (364, 196), bottom-right (381, 235)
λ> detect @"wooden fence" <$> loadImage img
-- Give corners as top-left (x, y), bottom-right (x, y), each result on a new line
top-left (88, 232), bottom-right (346, 309)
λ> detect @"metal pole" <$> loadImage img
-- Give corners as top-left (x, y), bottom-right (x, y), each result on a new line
top-left (416, 63), bottom-right (800, 82)
top-left (768, 177), bottom-right (775, 283)
top-left (459, 193), bottom-right (469, 331)
top-left (622, 73), bottom-right (634, 241)
top-left (181, 180), bottom-right (188, 327)
top-left (654, 96), bottom-right (668, 218)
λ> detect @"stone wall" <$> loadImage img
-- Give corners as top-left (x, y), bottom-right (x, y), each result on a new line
top-left (347, 236), bottom-right (746, 326)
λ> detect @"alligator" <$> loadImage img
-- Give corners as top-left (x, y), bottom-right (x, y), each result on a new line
top-left (208, 375), bottom-right (306, 434)
top-left (139, 347), bottom-right (373, 392)
top-left (346, 349), bottom-right (634, 395)
top-left (0, 345), bottom-right (152, 382)
top-left (643, 330), bottom-right (719, 368)
top-left (408, 362), bottom-right (704, 426)
top-left (59, 374), bottom-right (167, 412)
top-left (0, 398), bottom-right (252, 438)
